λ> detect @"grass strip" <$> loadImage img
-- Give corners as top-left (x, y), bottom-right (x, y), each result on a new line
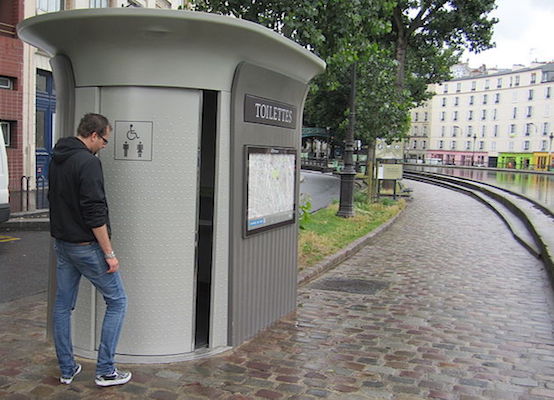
top-left (298, 198), bottom-right (405, 270)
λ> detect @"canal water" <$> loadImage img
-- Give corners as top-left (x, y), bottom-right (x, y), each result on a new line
top-left (406, 165), bottom-right (554, 213)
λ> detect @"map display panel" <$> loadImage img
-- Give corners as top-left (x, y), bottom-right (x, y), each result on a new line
top-left (246, 147), bottom-right (297, 235)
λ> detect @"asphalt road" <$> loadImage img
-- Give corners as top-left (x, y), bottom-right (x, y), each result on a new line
top-left (300, 170), bottom-right (340, 212)
top-left (0, 230), bottom-right (51, 303)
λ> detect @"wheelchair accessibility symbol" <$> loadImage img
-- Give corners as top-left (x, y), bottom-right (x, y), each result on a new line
top-left (126, 124), bottom-right (140, 141)
top-left (114, 120), bottom-right (153, 161)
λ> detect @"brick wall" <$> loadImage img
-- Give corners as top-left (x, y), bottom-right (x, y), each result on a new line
top-left (0, 0), bottom-right (24, 191)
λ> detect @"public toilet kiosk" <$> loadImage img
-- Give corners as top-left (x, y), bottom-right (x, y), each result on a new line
top-left (17, 9), bottom-right (325, 362)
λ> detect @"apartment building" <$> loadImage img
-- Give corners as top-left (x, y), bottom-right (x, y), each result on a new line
top-left (0, 0), bottom-right (183, 191)
top-left (407, 63), bottom-right (554, 170)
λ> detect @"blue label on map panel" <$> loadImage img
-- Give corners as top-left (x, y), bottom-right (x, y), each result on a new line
top-left (248, 218), bottom-right (266, 227)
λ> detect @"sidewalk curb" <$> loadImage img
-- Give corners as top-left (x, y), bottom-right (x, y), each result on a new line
top-left (297, 206), bottom-right (406, 287)
top-left (0, 217), bottom-right (50, 232)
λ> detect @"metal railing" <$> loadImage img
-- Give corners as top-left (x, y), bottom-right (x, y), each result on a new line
top-left (19, 176), bottom-right (48, 212)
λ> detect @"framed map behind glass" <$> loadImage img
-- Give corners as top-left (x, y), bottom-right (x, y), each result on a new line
top-left (244, 146), bottom-right (297, 236)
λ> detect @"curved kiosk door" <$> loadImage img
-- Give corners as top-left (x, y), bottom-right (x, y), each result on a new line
top-left (70, 86), bottom-right (202, 358)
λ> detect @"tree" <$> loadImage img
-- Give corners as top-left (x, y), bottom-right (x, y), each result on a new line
top-left (390, 0), bottom-right (498, 94)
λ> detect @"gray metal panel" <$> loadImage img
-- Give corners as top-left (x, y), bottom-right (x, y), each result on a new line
top-left (94, 86), bottom-right (201, 357)
top-left (46, 55), bottom-right (75, 340)
top-left (17, 9), bottom-right (325, 92)
top-left (229, 62), bottom-right (310, 345)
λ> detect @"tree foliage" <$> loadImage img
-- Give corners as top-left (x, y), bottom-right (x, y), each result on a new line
top-left (192, 0), bottom-right (497, 143)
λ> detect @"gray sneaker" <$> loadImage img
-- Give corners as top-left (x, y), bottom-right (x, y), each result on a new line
top-left (95, 368), bottom-right (132, 387)
top-left (60, 363), bottom-right (82, 384)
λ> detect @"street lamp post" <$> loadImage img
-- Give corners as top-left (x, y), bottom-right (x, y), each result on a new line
top-left (471, 133), bottom-right (477, 166)
top-left (337, 63), bottom-right (357, 218)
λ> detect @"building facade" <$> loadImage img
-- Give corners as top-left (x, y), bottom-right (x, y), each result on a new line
top-left (0, 0), bottom-right (25, 191)
top-left (407, 63), bottom-right (554, 170)
top-left (1, 0), bottom-right (184, 192)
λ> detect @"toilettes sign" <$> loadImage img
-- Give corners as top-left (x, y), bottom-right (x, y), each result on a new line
top-left (244, 94), bottom-right (296, 129)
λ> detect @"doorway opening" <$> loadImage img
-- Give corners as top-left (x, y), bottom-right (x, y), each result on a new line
top-left (195, 90), bottom-right (218, 349)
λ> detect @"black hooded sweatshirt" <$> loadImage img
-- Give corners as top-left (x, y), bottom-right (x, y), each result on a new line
top-left (48, 136), bottom-right (110, 243)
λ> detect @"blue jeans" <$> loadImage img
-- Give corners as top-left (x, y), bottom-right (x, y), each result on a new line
top-left (53, 239), bottom-right (127, 377)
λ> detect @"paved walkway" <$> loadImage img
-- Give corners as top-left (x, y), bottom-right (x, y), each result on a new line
top-left (2, 181), bottom-right (554, 400)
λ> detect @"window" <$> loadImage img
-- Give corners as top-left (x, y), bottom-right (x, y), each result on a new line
top-left (452, 126), bottom-right (458, 137)
top-left (441, 126), bottom-right (446, 137)
top-left (544, 122), bottom-right (550, 135)
top-left (424, 112), bottom-right (428, 122)
top-left (515, 75), bottom-right (520, 86)
top-left (37, 0), bottom-right (63, 12)
top-left (542, 140), bottom-right (548, 151)
top-left (481, 110), bottom-right (486, 120)
top-left (414, 112), bottom-right (419, 122)
top-left (468, 110), bottom-right (473, 121)
top-left (413, 126), bottom-right (419, 135)
top-left (423, 126), bottom-right (428, 136)
top-left (442, 97), bottom-right (447, 107)
top-left (439, 140), bottom-right (444, 149)
top-left (485, 79), bottom-right (490, 89)
top-left (494, 125), bottom-right (499, 137)
top-left (443, 84), bottom-right (448, 94)
top-left (547, 87), bottom-right (551, 99)
top-left (440, 111), bottom-right (445, 121)
top-left (510, 76), bottom-right (513, 87)
top-left (456, 82), bottom-right (462, 92)
top-left (531, 73), bottom-right (536, 84)
top-left (493, 109), bottom-right (497, 120)
top-left (510, 124), bottom-right (516, 134)
top-left (513, 107), bottom-right (517, 119)
top-left (467, 126), bottom-right (473, 137)
top-left (525, 123), bottom-right (532, 136)
top-left (495, 93), bottom-right (500, 104)
top-left (481, 126), bottom-right (486, 137)
top-left (0, 76), bottom-right (14, 90)
top-left (509, 141), bottom-right (514, 151)
top-left (528, 89), bottom-right (534, 100)
top-left (413, 140), bottom-right (417, 149)
top-left (1, 121), bottom-right (11, 147)
top-left (451, 141), bottom-right (457, 150)
top-left (453, 111), bottom-right (458, 121)
top-left (465, 141), bottom-right (471, 150)
top-left (523, 140), bottom-right (530, 150)
top-left (90, 0), bottom-right (108, 6)
top-left (483, 94), bottom-right (488, 104)
top-left (469, 96), bottom-right (474, 105)
top-left (479, 141), bottom-right (485, 150)
top-left (491, 141), bottom-right (496, 151)
top-left (527, 106), bottom-right (532, 117)
top-left (422, 140), bottom-right (427, 150)
top-left (497, 78), bottom-right (502, 88)
top-left (454, 97), bottom-right (459, 106)
top-left (471, 81), bottom-right (476, 91)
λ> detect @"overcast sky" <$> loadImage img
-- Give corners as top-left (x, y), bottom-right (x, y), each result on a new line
top-left (463, 0), bottom-right (554, 69)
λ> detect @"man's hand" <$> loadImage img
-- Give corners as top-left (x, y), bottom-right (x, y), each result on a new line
top-left (106, 257), bottom-right (120, 273)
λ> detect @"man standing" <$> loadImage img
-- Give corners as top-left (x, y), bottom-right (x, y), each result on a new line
top-left (48, 113), bottom-right (131, 387)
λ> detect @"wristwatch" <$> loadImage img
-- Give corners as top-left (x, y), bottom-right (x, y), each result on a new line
top-left (104, 251), bottom-right (116, 259)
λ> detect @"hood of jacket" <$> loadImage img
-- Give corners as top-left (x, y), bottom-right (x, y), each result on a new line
top-left (52, 137), bottom-right (91, 164)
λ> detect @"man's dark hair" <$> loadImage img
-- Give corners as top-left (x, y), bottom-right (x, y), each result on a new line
top-left (77, 113), bottom-right (111, 138)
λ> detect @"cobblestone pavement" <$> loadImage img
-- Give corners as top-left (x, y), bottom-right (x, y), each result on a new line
top-left (2, 181), bottom-right (554, 400)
